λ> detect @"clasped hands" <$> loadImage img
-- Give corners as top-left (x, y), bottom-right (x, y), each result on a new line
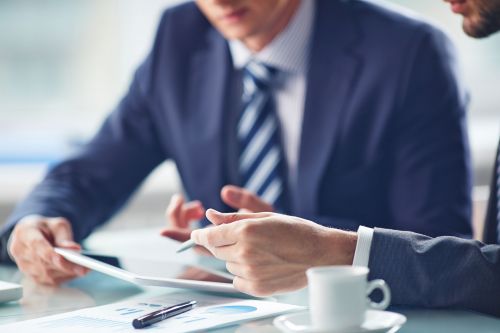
top-left (161, 185), bottom-right (357, 296)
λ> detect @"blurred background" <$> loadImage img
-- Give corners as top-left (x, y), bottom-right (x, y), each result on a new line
top-left (0, 0), bottom-right (499, 237)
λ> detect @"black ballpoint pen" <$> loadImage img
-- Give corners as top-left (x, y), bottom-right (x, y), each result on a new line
top-left (132, 300), bottom-right (197, 329)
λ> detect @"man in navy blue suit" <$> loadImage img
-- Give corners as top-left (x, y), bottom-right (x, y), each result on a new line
top-left (2, 0), bottom-right (471, 285)
top-left (190, 0), bottom-right (500, 317)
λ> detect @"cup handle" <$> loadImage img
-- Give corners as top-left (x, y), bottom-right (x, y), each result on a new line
top-left (366, 279), bottom-right (391, 310)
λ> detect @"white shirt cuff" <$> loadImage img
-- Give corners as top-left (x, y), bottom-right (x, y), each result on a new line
top-left (352, 226), bottom-right (374, 267)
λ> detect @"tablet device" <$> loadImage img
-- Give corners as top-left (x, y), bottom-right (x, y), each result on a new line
top-left (55, 248), bottom-right (236, 294)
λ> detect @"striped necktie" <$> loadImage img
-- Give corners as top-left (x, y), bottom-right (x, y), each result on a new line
top-left (237, 61), bottom-right (287, 211)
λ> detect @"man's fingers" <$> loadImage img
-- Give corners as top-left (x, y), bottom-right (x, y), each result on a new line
top-left (24, 231), bottom-right (57, 263)
top-left (32, 271), bottom-right (59, 286)
top-left (52, 254), bottom-right (88, 276)
top-left (181, 201), bottom-right (205, 224)
top-left (228, 262), bottom-right (285, 283)
top-left (202, 244), bottom-right (237, 262)
top-left (191, 223), bottom-right (238, 248)
top-left (10, 216), bottom-right (86, 285)
top-left (51, 274), bottom-right (81, 286)
top-left (48, 218), bottom-right (76, 247)
top-left (166, 194), bottom-right (185, 227)
top-left (160, 228), bottom-right (213, 256)
top-left (226, 261), bottom-right (304, 281)
top-left (166, 195), bottom-right (205, 229)
top-left (205, 208), bottom-right (271, 225)
top-left (21, 225), bottom-right (84, 277)
top-left (45, 218), bottom-right (87, 275)
top-left (19, 258), bottom-right (82, 286)
top-left (221, 185), bottom-right (274, 212)
top-left (160, 228), bottom-right (192, 242)
top-left (232, 276), bottom-right (267, 296)
top-left (21, 252), bottom-right (86, 283)
top-left (193, 246), bottom-right (213, 257)
top-left (36, 242), bottom-right (83, 277)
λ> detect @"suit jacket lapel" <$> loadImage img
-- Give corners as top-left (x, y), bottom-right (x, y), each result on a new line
top-left (185, 29), bottom-right (232, 209)
top-left (295, 0), bottom-right (362, 216)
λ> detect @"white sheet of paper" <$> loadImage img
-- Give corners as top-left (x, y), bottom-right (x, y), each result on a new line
top-left (1, 292), bottom-right (303, 332)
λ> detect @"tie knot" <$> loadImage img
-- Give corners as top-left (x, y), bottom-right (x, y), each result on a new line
top-left (243, 61), bottom-right (278, 92)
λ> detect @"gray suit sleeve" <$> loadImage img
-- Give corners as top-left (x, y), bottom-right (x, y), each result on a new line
top-left (368, 228), bottom-right (500, 317)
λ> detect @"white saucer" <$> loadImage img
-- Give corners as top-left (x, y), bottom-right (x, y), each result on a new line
top-left (273, 310), bottom-right (406, 333)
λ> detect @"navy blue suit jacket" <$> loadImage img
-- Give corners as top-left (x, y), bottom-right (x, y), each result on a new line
top-left (3, 0), bottom-right (471, 243)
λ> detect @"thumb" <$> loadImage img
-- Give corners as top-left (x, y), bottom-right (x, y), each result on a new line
top-left (221, 185), bottom-right (274, 212)
top-left (205, 208), bottom-right (271, 225)
top-left (48, 218), bottom-right (80, 250)
top-left (160, 228), bottom-right (192, 242)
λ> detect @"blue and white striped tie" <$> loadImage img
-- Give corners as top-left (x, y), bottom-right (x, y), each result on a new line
top-left (238, 61), bottom-right (287, 211)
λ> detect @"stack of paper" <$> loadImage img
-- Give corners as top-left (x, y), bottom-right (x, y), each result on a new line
top-left (1, 292), bottom-right (303, 332)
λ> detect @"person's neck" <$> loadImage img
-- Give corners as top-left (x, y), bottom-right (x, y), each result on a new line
top-left (241, 0), bottom-right (301, 52)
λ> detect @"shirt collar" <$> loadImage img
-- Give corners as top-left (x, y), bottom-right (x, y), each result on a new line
top-left (229, 0), bottom-right (315, 74)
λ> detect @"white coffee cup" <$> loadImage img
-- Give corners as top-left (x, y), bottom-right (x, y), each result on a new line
top-left (306, 266), bottom-right (391, 331)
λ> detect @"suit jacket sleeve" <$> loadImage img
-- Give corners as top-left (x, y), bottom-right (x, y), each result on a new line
top-left (1, 30), bottom-right (168, 242)
top-left (368, 228), bottom-right (500, 317)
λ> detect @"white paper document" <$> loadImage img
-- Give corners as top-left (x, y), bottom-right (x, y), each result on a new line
top-left (1, 292), bottom-right (303, 332)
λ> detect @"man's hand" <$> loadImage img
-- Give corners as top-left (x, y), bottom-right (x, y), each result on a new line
top-left (8, 215), bottom-right (89, 286)
top-left (160, 186), bottom-right (272, 242)
top-left (191, 209), bottom-right (358, 297)
top-left (160, 194), bottom-right (205, 242)
top-left (220, 185), bottom-right (273, 213)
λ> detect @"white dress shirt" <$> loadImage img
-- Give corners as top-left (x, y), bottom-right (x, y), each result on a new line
top-left (228, 1), bottom-right (374, 266)
top-left (353, 226), bottom-right (375, 267)
top-left (228, 0), bottom-right (315, 184)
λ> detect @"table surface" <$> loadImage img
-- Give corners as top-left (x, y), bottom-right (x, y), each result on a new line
top-left (1, 228), bottom-right (499, 333)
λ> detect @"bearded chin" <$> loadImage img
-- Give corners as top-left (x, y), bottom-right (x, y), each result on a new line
top-left (463, 3), bottom-right (500, 38)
